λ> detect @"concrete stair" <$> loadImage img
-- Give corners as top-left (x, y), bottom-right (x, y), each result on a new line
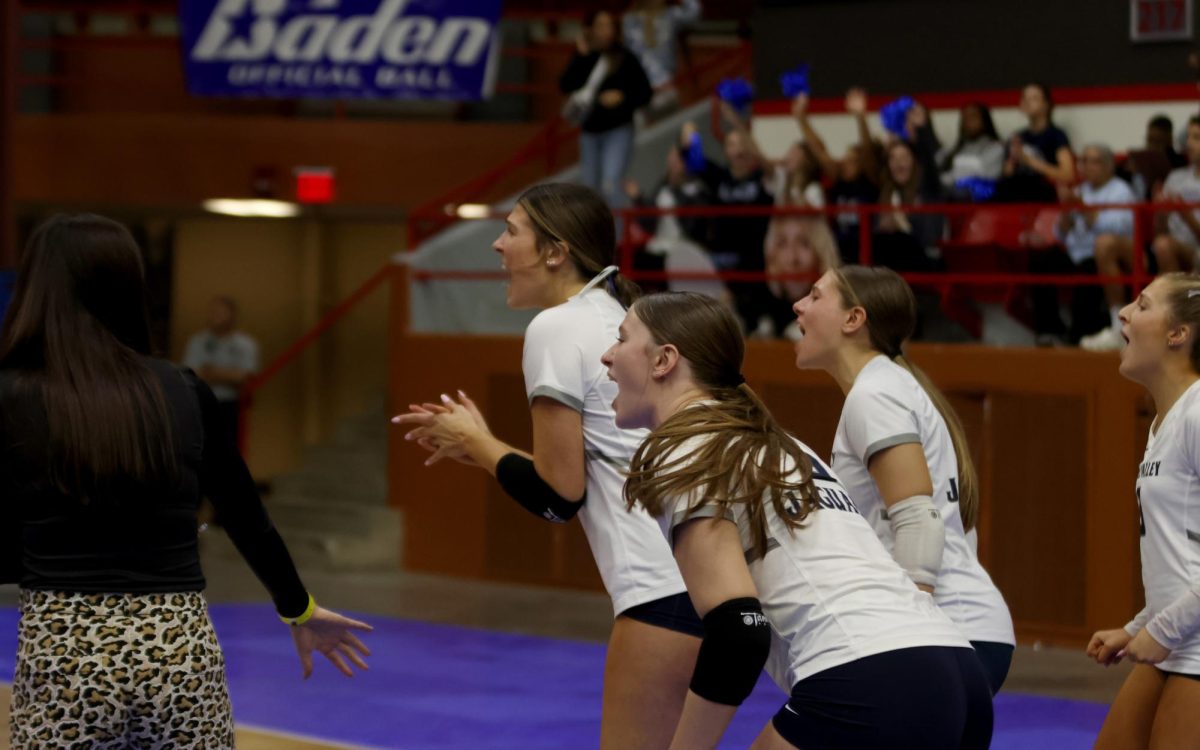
top-left (202, 400), bottom-right (402, 571)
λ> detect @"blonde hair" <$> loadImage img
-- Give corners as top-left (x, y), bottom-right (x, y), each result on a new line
top-left (832, 266), bottom-right (980, 531)
top-left (623, 293), bottom-right (818, 559)
top-left (764, 216), bottom-right (840, 300)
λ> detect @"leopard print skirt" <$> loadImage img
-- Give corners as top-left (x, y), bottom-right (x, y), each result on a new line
top-left (11, 589), bottom-right (235, 749)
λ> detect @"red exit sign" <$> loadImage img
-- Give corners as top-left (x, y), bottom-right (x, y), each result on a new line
top-left (1132, 0), bottom-right (1193, 41)
top-left (295, 167), bottom-right (335, 204)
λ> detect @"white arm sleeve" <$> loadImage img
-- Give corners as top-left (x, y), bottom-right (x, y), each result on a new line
top-left (1124, 606), bottom-right (1151, 637)
top-left (1146, 587), bottom-right (1200, 650)
top-left (887, 494), bottom-right (944, 588)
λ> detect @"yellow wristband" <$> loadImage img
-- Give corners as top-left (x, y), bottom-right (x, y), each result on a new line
top-left (279, 594), bottom-right (316, 626)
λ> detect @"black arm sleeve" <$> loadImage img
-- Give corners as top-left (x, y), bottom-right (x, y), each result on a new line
top-left (191, 374), bottom-right (309, 618)
top-left (494, 453), bottom-right (585, 523)
top-left (623, 52), bottom-right (653, 110)
top-left (560, 52), bottom-right (597, 94)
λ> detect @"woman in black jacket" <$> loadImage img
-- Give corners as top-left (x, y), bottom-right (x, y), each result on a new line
top-left (560, 10), bottom-right (653, 208)
top-left (0, 214), bottom-right (371, 749)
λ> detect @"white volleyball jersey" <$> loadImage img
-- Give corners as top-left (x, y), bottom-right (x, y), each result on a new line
top-left (1134, 379), bottom-right (1200, 673)
top-left (523, 286), bottom-right (686, 616)
top-left (660, 435), bottom-right (969, 690)
top-left (832, 356), bottom-right (1015, 646)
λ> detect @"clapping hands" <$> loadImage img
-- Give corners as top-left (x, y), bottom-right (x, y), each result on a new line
top-left (392, 391), bottom-right (491, 467)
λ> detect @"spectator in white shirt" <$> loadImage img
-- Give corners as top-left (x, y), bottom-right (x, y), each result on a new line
top-left (1153, 116), bottom-right (1200, 275)
top-left (1030, 144), bottom-right (1135, 346)
top-left (1053, 145), bottom-right (1137, 351)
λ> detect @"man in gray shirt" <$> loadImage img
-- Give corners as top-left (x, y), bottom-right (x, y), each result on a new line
top-left (182, 296), bottom-right (259, 450)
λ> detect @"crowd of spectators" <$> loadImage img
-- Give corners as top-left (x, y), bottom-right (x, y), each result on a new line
top-left (609, 70), bottom-right (1200, 348)
top-left (555, 3), bottom-right (1200, 348)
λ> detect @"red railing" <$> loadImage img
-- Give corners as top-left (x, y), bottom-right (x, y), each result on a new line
top-left (236, 197), bottom-right (1182, 452)
top-left (236, 262), bottom-right (397, 452)
top-left (409, 200), bottom-right (1175, 293)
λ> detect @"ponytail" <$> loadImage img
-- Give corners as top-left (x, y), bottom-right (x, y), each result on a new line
top-left (894, 354), bottom-right (980, 531)
top-left (832, 266), bottom-right (980, 531)
top-left (607, 269), bottom-right (641, 309)
top-left (516, 183), bottom-right (642, 307)
top-left (625, 382), bottom-right (819, 561)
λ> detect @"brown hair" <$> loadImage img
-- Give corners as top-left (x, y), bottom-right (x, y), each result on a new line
top-left (1159, 272), bottom-right (1200, 373)
top-left (0, 213), bottom-right (176, 499)
top-left (880, 140), bottom-right (923, 206)
top-left (517, 183), bottom-right (641, 308)
top-left (832, 265), bottom-right (980, 531)
top-left (623, 292), bottom-right (818, 558)
top-left (780, 141), bottom-right (822, 207)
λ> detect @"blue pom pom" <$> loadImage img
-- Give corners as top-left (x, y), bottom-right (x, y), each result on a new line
top-left (716, 77), bottom-right (754, 116)
top-left (880, 96), bottom-right (915, 137)
top-left (684, 132), bottom-right (706, 174)
top-left (780, 64), bottom-right (810, 98)
top-left (954, 176), bottom-right (998, 202)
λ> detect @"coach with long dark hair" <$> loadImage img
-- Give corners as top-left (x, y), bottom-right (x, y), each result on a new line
top-left (0, 214), bottom-right (371, 748)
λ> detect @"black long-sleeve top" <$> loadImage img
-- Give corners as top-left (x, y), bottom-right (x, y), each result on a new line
top-left (559, 46), bottom-right (652, 134)
top-left (0, 358), bottom-right (309, 617)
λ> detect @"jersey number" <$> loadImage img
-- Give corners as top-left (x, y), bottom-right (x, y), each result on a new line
top-left (947, 478), bottom-right (959, 504)
top-left (1136, 486), bottom-right (1146, 537)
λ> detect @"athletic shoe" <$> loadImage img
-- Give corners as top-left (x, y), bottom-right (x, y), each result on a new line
top-left (1080, 326), bottom-right (1125, 351)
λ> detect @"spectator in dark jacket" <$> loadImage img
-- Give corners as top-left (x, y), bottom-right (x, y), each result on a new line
top-left (561, 10), bottom-right (653, 208)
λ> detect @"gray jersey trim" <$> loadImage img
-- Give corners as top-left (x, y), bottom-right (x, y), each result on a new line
top-left (669, 504), bottom-right (737, 548)
top-left (529, 386), bottom-right (584, 412)
top-left (1188, 529), bottom-right (1200, 545)
top-left (863, 433), bottom-right (922, 463)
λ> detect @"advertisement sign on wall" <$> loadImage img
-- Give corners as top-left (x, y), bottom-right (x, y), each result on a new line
top-left (179, 0), bottom-right (504, 100)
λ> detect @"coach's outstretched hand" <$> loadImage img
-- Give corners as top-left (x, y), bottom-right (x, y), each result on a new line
top-left (291, 607), bottom-right (373, 679)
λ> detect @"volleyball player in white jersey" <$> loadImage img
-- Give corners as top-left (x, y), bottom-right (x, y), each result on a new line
top-left (1087, 272), bottom-right (1200, 750)
top-left (792, 265), bottom-right (1015, 694)
top-left (602, 291), bottom-right (992, 750)
top-left (393, 183), bottom-right (700, 750)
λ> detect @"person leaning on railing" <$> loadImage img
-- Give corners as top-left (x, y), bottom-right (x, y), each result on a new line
top-left (763, 215), bottom-right (840, 339)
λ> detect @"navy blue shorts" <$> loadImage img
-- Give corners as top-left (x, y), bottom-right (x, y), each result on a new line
top-left (619, 592), bottom-right (704, 638)
top-left (772, 646), bottom-right (993, 750)
top-left (971, 640), bottom-right (1014, 695)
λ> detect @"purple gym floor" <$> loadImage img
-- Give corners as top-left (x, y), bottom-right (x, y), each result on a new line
top-left (0, 604), bottom-right (1108, 749)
